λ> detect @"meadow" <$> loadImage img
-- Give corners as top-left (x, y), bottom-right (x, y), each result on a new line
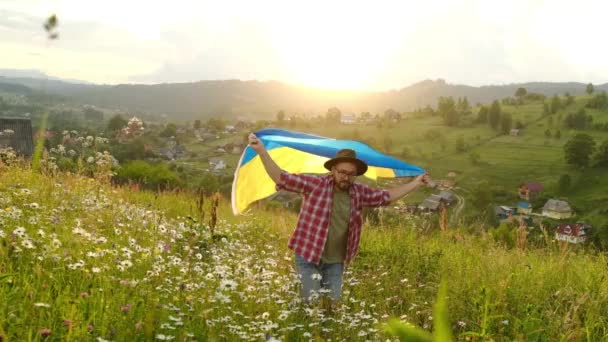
top-left (2, 163), bottom-right (608, 341)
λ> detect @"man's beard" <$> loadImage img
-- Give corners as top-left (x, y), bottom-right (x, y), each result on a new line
top-left (336, 180), bottom-right (352, 191)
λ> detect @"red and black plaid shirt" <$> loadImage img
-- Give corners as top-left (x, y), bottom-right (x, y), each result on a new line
top-left (276, 171), bottom-right (390, 264)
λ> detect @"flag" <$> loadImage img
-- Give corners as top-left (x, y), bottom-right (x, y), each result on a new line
top-left (231, 128), bottom-right (425, 214)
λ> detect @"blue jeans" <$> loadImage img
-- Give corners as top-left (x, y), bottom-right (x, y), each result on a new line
top-left (295, 254), bottom-right (344, 302)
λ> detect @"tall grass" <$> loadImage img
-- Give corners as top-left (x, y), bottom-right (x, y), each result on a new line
top-left (1, 165), bottom-right (608, 340)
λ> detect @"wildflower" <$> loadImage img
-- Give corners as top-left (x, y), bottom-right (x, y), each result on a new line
top-left (34, 303), bottom-right (51, 308)
top-left (80, 292), bottom-right (89, 298)
top-left (311, 273), bottom-right (322, 281)
top-left (457, 320), bottom-right (466, 327)
top-left (12, 226), bottom-right (26, 238)
top-left (121, 304), bottom-right (132, 313)
top-left (501, 319), bottom-right (509, 325)
top-left (39, 328), bottom-right (51, 337)
top-left (156, 334), bottom-right (175, 340)
top-left (63, 320), bottom-right (72, 328)
top-left (91, 267), bottom-right (101, 273)
top-left (219, 279), bottom-right (238, 291)
top-left (21, 239), bottom-right (35, 249)
top-left (358, 330), bottom-right (368, 337)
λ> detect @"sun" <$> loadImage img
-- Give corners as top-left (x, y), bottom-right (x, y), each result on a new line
top-left (270, 2), bottom-right (415, 90)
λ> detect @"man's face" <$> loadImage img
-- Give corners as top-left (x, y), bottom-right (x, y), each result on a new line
top-left (331, 162), bottom-right (358, 191)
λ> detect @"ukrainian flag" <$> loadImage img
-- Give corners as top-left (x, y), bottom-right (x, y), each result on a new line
top-left (231, 128), bottom-right (425, 214)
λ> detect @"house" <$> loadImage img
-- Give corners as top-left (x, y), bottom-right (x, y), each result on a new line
top-left (518, 182), bottom-right (543, 200)
top-left (438, 191), bottom-right (456, 204)
top-left (209, 157), bottom-right (226, 171)
top-left (516, 201), bottom-right (532, 214)
top-left (0, 117), bottom-right (34, 157)
top-left (555, 223), bottom-right (591, 244)
top-left (200, 133), bottom-right (217, 141)
top-left (419, 194), bottom-right (445, 212)
top-left (494, 206), bottom-right (516, 220)
top-left (510, 129), bottom-right (521, 136)
top-left (340, 114), bottom-right (357, 124)
top-left (542, 199), bottom-right (573, 219)
top-left (174, 144), bottom-right (187, 158)
top-left (158, 148), bottom-right (175, 160)
top-left (231, 143), bottom-right (245, 154)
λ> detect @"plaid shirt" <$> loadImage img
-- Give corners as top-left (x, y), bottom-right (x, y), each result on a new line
top-left (276, 171), bottom-right (390, 264)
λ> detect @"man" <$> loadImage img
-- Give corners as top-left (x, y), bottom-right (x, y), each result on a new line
top-left (248, 133), bottom-right (429, 304)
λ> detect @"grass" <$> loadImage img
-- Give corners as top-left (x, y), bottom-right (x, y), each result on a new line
top-left (2, 164), bottom-right (608, 340)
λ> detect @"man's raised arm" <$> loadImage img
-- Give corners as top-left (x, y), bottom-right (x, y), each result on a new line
top-left (387, 174), bottom-right (429, 202)
top-left (248, 133), bottom-right (282, 183)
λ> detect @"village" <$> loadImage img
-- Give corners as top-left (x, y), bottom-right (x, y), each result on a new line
top-left (0, 109), bottom-right (596, 246)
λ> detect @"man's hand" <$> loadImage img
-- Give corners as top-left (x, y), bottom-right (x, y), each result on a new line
top-left (248, 132), bottom-right (281, 183)
top-left (387, 173), bottom-right (430, 202)
top-left (414, 173), bottom-right (430, 186)
top-left (248, 133), bottom-right (266, 154)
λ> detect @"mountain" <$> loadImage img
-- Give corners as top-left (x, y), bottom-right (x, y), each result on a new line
top-left (1, 72), bottom-right (606, 120)
top-left (0, 69), bottom-right (91, 85)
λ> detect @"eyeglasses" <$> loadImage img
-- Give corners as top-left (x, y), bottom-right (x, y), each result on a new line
top-left (335, 168), bottom-right (357, 178)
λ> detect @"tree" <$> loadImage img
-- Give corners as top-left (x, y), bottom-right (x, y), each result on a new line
top-left (595, 139), bottom-right (608, 166)
top-left (444, 109), bottom-right (460, 126)
top-left (488, 100), bottom-right (501, 130)
top-left (542, 102), bottom-right (550, 116)
top-left (384, 108), bottom-right (400, 122)
top-left (438, 97), bottom-right (459, 126)
top-left (469, 151), bottom-right (481, 165)
top-left (564, 92), bottom-right (575, 106)
top-left (586, 83), bottom-right (595, 95)
top-left (206, 118), bottom-right (225, 132)
top-left (455, 136), bottom-right (466, 152)
top-left (558, 174), bottom-right (571, 194)
top-left (500, 113), bottom-right (512, 134)
top-left (326, 107), bottom-right (341, 124)
top-left (515, 87), bottom-right (527, 102)
top-left (476, 106), bottom-right (488, 123)
top-left (555, 130), bottom-right (561, 139)
top-left (586, 92), bottom-right (608, 109)
top-left (107, 114), bottom-right (127, 133)
top-left (550, 95), bottom-right (561, 114)
top-left (564, 133), bottom-right (596, 168)
top-left (383, 136), bottom-right (394, 153)
top-left (160, 123), bottom-right (177, 137)
top-left (276, 110), bottom-right (285, 125)
top-left (193, 120), bottom-right (201, 129)
top-left (564, 108), bottom-right (592, 129)
top-left (400, 146), bottom-right (411, 159)
top-left (544, 129), bottom-right (552, 138)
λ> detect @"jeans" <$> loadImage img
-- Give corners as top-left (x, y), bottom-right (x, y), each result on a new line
top-left (295, 254), bottom-right (344, 302)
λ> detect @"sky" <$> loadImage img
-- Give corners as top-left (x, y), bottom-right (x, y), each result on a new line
top-left (1, 0), bottom-right (607, 91)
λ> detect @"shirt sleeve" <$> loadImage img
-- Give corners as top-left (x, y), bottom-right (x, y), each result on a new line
top-left (275, 171), bottom-right (321, 195)
top-left (357, 183), bottom-right (391, 208)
